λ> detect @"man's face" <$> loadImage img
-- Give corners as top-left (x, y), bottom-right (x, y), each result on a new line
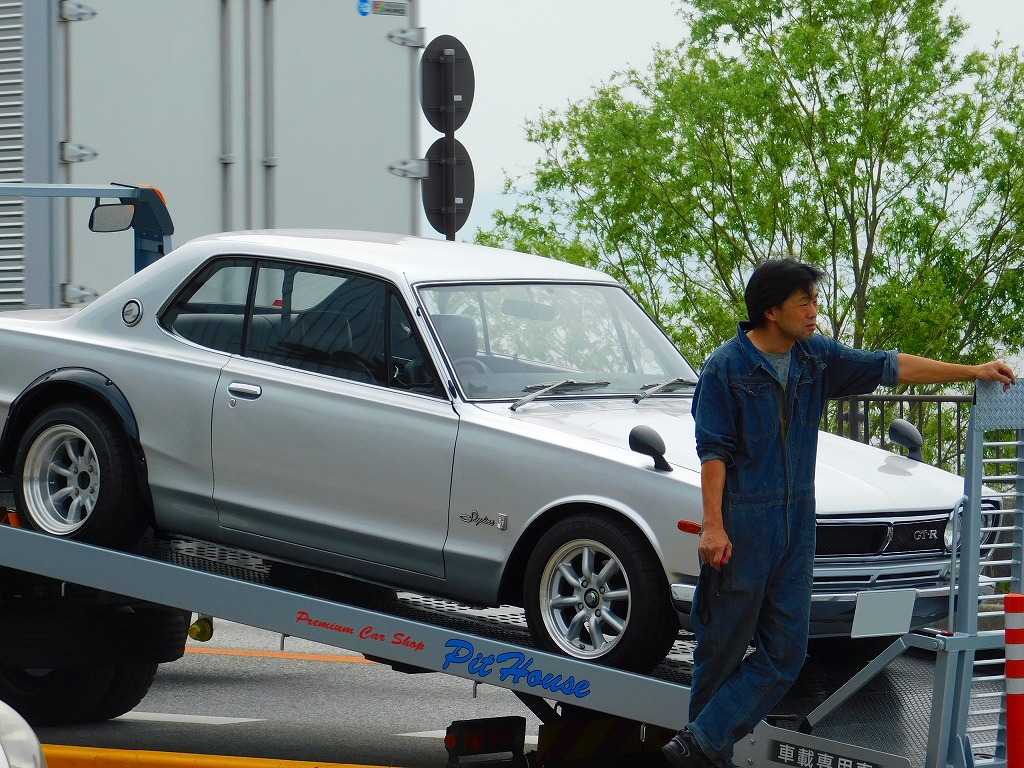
top-left (768, 287), bottom-right (818, 341)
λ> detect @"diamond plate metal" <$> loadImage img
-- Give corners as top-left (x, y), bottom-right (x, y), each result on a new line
top-left (972, 380), bottom-right (1024, 431)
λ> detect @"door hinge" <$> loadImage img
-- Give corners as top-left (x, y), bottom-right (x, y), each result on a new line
top-left (388, 158), bottom-right (429, 179)
top-left (60, 1), bottom-right (97, 22)
top-left (387, 27), bottom-right (425, 48)
top-left (60, 142), bottom-right (98, 163)
top-left (62, 283), bottom-right (99, 306)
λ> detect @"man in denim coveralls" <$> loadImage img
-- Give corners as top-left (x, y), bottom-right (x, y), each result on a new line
top-left (663, 259), bottom-right (1016, 768)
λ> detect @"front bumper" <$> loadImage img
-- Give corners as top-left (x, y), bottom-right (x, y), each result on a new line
top-left (670, 582), bottom-right (953, 637)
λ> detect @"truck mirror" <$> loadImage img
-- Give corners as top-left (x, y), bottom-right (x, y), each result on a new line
top-left (89, 202), bottom-right (135, 233)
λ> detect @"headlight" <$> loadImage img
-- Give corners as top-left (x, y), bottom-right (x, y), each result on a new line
top-left (943, 511), bottom-right (959, 552)
top-left (943, 500), bottom-right (1001, 553)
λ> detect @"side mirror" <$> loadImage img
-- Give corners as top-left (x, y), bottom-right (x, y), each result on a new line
top-left (89, 202), bottom-right (135, 233)
top-left (629, 425), bottom-right (672, 472)
top-left (888, 418), bottom-right (924, 463)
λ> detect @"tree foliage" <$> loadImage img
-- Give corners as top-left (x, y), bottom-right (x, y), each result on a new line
top-left (477, 0), bottom-right (1024, 376)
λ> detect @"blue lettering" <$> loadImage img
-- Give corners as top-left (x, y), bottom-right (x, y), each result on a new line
top-left (495, 651), bottom-right (531, 684)
top-left (443, 639), bottom-right (474, 670)
top-left (443, 639), bottom-right (590, 699)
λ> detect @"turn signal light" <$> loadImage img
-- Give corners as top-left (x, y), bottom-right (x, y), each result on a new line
top-left (444, 715), bottom-right (525, 760)
top-left (678, 520), bottom-right (702, 535)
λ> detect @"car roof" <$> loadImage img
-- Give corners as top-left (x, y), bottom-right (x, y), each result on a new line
top-left (185, 230), bottom-right (619, 287)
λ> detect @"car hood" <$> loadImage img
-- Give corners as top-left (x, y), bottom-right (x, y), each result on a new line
top-left (476, 398), bottom-right (966, 517)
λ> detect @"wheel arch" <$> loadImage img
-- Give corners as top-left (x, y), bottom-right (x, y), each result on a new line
top-left (0, 368), bottom-right (152, 509)
top-left (497, 501), bottom-right (659, 606)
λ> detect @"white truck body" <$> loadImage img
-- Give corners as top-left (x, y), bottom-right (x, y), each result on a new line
top-left (10, 0), bottom-right (421, 308)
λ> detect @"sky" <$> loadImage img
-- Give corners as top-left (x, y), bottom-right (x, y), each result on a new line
top-left (414, 0), bottom-right (1024, 240)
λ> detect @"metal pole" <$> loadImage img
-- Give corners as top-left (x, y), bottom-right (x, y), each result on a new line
top-left (408, 0), bottom-right (420, 236)
top-left (242, 0), bottom-right (253, 230)
top-left (220, 0), bottom-right (235, 232)
top-left (262, 0), bottom-right (276, 228)
top-left (442, 46), bottom-right (455, 241)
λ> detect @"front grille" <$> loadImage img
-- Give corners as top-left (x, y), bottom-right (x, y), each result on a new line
top-left (816, 523), bottom-right (888, 556)
top-left (816, 516), bottom-right (948, 558)
top-left (815, 500), bottom-right (1001, 560)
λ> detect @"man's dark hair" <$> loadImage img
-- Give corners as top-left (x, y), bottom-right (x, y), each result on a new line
top-left (744, 258), bottom-right (825, 328)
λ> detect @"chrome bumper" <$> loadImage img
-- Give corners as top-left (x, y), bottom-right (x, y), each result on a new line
top-left (671, 582), bottom-right (952, 606)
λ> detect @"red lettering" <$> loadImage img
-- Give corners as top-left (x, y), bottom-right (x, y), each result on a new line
top-left (359, 625), bottom-right (386, 642)
top-left (294, 610), bottom-right (353, 635)
top-left (392, 632), bottom-right (425, 652)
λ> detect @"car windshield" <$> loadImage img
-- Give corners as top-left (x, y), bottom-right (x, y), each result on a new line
top-left (417, 282), bottom-right (697, 400)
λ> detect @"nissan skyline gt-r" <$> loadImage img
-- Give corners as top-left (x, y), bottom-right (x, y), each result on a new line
top-left (0, 230), bottom-right (993, 672)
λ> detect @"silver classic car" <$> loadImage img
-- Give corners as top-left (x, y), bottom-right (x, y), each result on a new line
top-left (0, 231), bottom-right (987, 671)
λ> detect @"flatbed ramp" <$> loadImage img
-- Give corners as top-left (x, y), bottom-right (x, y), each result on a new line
top-left (0, 523), bottom-right (917, 768)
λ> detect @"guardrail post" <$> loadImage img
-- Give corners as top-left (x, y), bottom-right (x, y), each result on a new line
top-left (1008, 593), bottom-right (1023, 768)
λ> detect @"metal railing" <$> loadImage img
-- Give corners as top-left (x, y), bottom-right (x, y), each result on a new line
top-left (942, 382), bottom-right (1023, 768)
top-left (800, 383), bottom-right (1022, 768)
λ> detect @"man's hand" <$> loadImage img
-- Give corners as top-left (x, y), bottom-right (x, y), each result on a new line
top-left (699, 459), bottom-right (731, 570)
top-left (699, 523), bottom-right (732, 571)
top-left (974, 360), bottom-right (1017, 391)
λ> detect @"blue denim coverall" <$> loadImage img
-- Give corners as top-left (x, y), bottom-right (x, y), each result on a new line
top-left (688, 323), bottom-right (897, 766)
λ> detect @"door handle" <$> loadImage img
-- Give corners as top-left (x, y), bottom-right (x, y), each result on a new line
top-left (227, 382), bottom-right (262, 399)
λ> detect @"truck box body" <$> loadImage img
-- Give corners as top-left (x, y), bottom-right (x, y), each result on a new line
top-left (11, 0), bottom-right (419, 308)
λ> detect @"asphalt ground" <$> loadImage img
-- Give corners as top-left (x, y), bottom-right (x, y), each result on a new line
top-left (36, 619), bottom-right (546, 768)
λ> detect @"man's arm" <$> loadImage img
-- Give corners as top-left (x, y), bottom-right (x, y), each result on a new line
top-left (699, 459), bottom-right (732, 571)
top-left (897, 354), bottom-right (1016, 390)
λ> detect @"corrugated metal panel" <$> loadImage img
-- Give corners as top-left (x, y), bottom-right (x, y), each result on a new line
top-left (0, 1), bottom-right (23, 307)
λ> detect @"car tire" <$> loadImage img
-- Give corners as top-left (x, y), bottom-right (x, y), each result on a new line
top-left (14, 403), bottom-right (147, 550)
top-left (524, 514), bottom-right (678, 672)
top-left (84, 662), bottom-right (160, 721)
top-left (0, 665), bottom-right (115, 726)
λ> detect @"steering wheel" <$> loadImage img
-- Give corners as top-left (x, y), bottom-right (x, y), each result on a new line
top-left (453, 357), bottom-right (491, 375)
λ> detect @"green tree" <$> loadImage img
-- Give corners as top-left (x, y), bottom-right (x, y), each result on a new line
top-left (477, 0), bottom-right (1024, 373)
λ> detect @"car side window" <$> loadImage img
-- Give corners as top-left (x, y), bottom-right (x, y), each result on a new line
top-left (242, 263), bottom-right (441, 394)
top-left (160, 259), bottom-right (252, 354)
top-left (245, 264), bottom-right (384, 383)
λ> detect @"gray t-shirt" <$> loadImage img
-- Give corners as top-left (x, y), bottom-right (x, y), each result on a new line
top-left (763, 350), bottom-right (792, 389)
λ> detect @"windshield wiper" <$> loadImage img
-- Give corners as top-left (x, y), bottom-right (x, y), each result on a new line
top-left (633, 376), bottom-right (698, 403)
top-left (510, 379), bottom-right (611, 411)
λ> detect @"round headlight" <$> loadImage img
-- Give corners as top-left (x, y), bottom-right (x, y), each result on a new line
top-left (943, 511), bottom-right (960, 552)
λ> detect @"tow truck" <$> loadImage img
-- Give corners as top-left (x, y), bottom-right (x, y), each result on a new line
top-left (0, 184), bottom-right (1018, 768)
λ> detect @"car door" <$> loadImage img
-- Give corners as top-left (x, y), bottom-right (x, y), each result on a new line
top-left (211, 261), bottom-right (458, 578)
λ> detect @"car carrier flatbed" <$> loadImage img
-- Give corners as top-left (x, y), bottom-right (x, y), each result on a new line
top-left (0, 519), bottom-right (929, 768)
